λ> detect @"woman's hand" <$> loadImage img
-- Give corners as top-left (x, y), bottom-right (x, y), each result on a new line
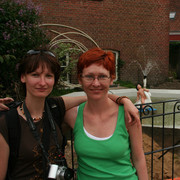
top-left (108, 94), bottom-right (140, 127)
top-left (0, 97), bottom-right (14, 111)
top-left (121, 98), bottom-right (140, 127)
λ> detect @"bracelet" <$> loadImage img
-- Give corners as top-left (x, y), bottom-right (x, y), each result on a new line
top-left (116, 96), bottom-right (130, 104)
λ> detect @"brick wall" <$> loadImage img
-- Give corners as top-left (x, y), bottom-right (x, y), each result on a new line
top-left (170, 0), bottom-right (180, 32)
top-left (33, 0), bottom-right (170, 86)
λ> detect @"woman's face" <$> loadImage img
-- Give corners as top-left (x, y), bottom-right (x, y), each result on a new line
top-left (21, 65), bottom-right (55, 99)
top-left (137, 84), bottom-right (142, 90)
top-left (79, 64), bottom-right (113, 100)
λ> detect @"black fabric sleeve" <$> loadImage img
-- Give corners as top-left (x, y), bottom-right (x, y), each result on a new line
top-left (0, 115), bottom-right (9, 145)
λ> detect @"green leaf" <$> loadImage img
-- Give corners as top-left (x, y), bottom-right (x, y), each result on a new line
top-left (0, 56), bottom-right (4, 63)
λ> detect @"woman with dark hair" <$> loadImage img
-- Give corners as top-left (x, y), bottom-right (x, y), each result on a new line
top-left (65, 48), bottom-right (148, 180)
top-left (0, 49), bottom-right (139, 180)
top-left (135, 84), bottom-right (152, 108)
top-left (0, 49), bottom-right (88, 180)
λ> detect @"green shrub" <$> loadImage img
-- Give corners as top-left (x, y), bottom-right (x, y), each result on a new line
top-left (51, 87), bottom-right (83, 96)
top-left (0, 0), bottom-right (49, 97)
top-left (114, 80), bottom-right (135, 88)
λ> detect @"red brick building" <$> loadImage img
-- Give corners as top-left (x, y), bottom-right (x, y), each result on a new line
top-left (33, 0), bottom-right (170, 86)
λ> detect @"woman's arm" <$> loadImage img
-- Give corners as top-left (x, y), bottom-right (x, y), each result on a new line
top-left (128, 123), bottom-right (148, 180)
top-left (143, 88), bottom-right (149, 92)
top-left (0, 134), bottom-right (9, 180)
top-left (108, 94), bottom-right (140, 126)
top-left (136, 91), bottom-right (140, 102)
top-left (64, 107), bottom-right (78, 129)
top-left (0, 96), bottom-right (85, 112)
top-left (61, 96), bottom-right (87, 111)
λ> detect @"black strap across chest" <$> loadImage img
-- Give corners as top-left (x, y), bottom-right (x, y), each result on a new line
top-left (23, 101), bottom-right (64, 164)
top-left (5, 98), bottom-right (66, 179)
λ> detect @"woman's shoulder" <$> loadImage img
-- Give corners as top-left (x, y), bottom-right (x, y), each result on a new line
top-left (47, 96), bottom-right (65, 109)
top-left (64, 106), bottom-right (78, 129)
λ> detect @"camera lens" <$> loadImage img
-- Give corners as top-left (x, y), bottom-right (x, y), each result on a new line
top-left (64, 168), bottom-right (74, 180)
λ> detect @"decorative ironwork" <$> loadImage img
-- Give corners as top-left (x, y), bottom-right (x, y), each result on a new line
top-left (69, 99), bottom-right (180, 180)
top-left (39, 23), bottom-right (99, 52)
top-left (135, 99), bottom-right (180, 180)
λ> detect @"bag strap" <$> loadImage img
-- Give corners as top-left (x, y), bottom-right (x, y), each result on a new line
top-left (5, 108), bottom-right (21, 179)
top-left (47, 97), bottom-right (64, 126)
top-left (47, 97), bottom-right (67, 154)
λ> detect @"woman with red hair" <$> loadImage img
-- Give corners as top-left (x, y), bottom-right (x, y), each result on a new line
top-left (65, 47), bottom-right (148, 180)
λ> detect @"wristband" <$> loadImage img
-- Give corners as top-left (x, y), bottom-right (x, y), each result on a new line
top-left (116, 96), bottom-right (130, 104)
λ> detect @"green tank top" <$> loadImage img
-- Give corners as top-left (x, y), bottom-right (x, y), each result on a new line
top-left (74, 103), bottom-right (138, 180)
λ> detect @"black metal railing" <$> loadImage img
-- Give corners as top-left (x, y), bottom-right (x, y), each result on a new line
top-left (136, 99), bottom-right (180, 180)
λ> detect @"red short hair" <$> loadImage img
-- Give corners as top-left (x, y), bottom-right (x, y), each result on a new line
top-left (77, 47), bottom-right (115, 79)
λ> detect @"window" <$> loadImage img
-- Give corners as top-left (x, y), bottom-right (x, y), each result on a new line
top-left (59, 53), bottom-right (70, 83)
top-left (169, 12), bottom-right (176, 19)
top-left (105, 50), bottom-right (120, 82)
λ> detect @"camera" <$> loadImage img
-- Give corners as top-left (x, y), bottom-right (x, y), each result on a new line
top-left (48, 164), bottom-right (74, 180)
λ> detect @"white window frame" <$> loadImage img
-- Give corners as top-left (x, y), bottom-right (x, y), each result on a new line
top-left (60, 52), bottom-right (70, 83)
top-left (169, 12), bottom-right (176, 19)
top-left (105, 50), bottom-right (119, 82)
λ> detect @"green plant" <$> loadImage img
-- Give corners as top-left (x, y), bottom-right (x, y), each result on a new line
top-left (114, 80), bottom-right (135, 88)
top-left (0, 0), bottom-right (49, 96)
top-left (168, 70), bottom-right (177, 79)
top-left (170, 42), bottom-right (180, 45)
top-left (51, 87), bottom-right (83, 96)
top-left (53, 43), bottom-right (81, 83)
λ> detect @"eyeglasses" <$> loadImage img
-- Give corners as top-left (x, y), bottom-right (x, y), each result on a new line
top-left (27, 50), bottom-right (56, 57)
top-left (81, 75), bottom-right (110, 83)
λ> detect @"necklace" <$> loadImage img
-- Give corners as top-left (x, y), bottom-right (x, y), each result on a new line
top-left (20, 103), bottom-right (43, 122)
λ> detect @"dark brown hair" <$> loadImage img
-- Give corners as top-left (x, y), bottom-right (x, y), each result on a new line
top-left (16, 49), bottom-right (60, 98)
top-left (18, 50), bottom-right (60, 85)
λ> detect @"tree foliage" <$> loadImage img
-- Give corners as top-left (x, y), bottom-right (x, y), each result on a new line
top-left (0, 0), bottom-right (49, 97)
